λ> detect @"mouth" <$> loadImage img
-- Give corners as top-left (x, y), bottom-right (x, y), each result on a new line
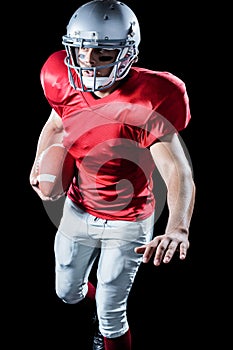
top-left (82, 68), bottom-right (104, 78)
top-left (82, 69), bottom-right (94, 77)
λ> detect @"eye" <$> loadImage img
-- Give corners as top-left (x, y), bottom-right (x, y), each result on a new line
top-left (99, 55), bottom-right (115, 62)
top-left (78, 54), bottom-right (86, 60)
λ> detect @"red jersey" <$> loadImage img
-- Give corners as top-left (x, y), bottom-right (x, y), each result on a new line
top-left (40, 50), bottom-right (191, 221)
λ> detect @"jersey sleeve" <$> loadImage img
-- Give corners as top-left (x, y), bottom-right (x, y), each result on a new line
top-left (140, 72), bottom-right (191, 147)
top-left (40, 50), bottom-right (73, 116)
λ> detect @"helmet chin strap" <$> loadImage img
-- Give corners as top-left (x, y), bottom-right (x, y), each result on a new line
top-left (82, 76), bottom-right (112, 90)
top-left (81, 62), bottom-right (119, 91)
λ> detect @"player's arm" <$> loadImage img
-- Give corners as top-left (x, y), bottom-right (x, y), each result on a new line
top-left (135, 132), bottom-right (196, 265)
top-left (29, 108), bottom-right (64, 200)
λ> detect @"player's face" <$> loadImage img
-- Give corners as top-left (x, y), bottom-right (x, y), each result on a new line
top-left (77, 48), bottom-right (119, 77)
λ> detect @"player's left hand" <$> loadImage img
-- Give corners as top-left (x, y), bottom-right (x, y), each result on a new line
top-left (134, 232), bottom-right (190, 266)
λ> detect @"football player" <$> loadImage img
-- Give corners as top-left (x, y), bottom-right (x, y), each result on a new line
top-left (30, 1), bottom-right (196, 349)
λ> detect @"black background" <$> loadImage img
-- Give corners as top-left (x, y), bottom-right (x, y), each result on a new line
top-left (12, 1), bottom-right (222, 348)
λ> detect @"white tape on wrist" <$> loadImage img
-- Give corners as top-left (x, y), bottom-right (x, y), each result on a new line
top-left (37, 174), bottom-right (56, 183)
top-left (47, 143), bottom-right (65, 149)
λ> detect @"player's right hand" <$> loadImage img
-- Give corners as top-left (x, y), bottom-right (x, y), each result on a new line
top-left (29, 165), bottom-right (62, 201)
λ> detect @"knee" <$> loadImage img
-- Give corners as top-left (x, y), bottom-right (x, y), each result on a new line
top-left (56, 283), bottom-right (88, 304)
top-left (56, 290), bottom-right (85, 304)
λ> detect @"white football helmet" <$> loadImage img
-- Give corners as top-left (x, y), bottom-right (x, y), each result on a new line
top-left (62, 0), bottom-right (141, 92)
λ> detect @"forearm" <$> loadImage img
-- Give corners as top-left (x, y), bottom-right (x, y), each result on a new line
top-left (34, 123), bottom-right (63, 160)
top-left (165, 166), bottom-right (196, 235)
top-left (35, 113), bottom-right (63, 155)
top-left (30, 110), bottom-right (64, 186)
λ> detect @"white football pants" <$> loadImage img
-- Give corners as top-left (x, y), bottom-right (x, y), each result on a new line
top-left (54, 197), bottom-right (154, 338)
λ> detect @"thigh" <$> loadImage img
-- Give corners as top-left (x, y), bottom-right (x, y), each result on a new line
top-left (54, 231), bottom-right (100, 302)
top-left (54, 197), bottom-right (101, 302)
top-left (96, 214), bottom-right (154, 306)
